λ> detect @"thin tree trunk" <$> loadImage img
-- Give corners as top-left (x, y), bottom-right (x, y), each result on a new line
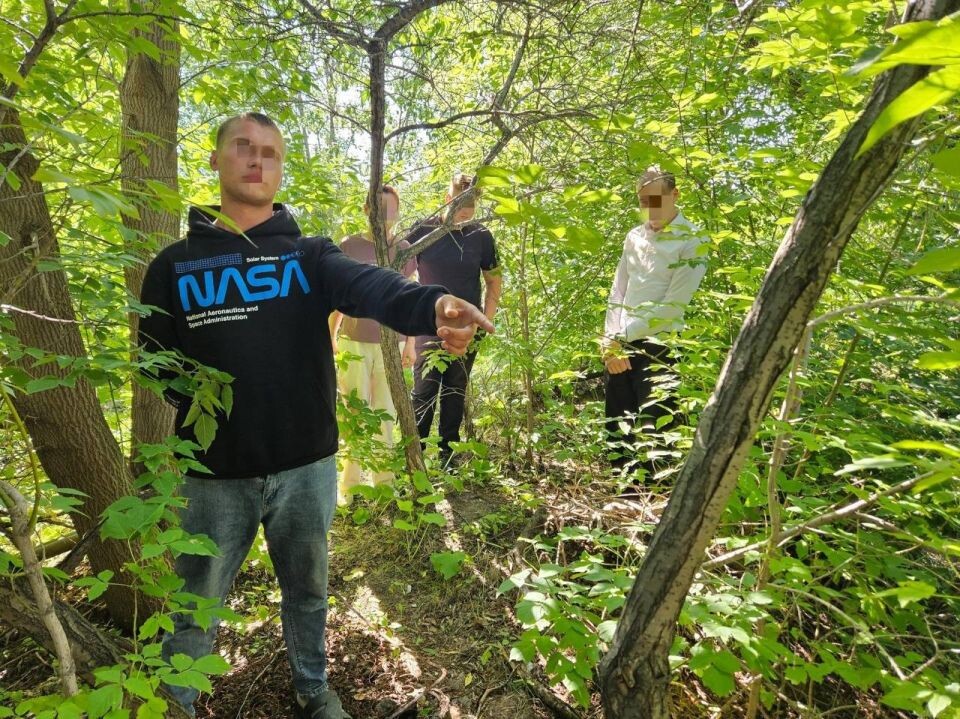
top-left (0, 479), bottom-right (78, 697)
top-left (0, 576), bottom-right (192, 717)
top-left (0, 109), bottom-right (141, 632)
top-left (120, 7), bottom-right (180, 472)
top-left (518, 224), bottom-right (535, 465)
top-left (367, 37), bottom-right (428, 474)
top-left (598, 1), bottom-right (960, 716)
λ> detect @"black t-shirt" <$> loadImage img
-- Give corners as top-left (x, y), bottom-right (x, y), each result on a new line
top-left (408, 220), bottom-right (498, 310)
top-left (139, 204), bottom-right (446, 479)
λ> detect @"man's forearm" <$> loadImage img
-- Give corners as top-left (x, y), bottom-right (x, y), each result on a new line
top-left (483, 275), bottom-right (502, 320)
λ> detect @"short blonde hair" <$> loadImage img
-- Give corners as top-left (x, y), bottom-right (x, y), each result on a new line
top-left (637, 166), bottom-right (676, 192)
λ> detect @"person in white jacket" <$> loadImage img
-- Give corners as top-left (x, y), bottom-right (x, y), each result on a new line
top-left (601, 167), bottom-right (708, 480)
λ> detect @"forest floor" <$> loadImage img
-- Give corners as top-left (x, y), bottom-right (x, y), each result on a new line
top-left (197, 460), bottom-right (710, 719)
top-left (1, 457), bottom-right (906, 719)
top-left (203, 460), bottom-right (626, 719)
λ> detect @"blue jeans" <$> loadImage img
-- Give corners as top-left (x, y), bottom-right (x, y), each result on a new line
top-left (161, 456), bottom-right (337, 713)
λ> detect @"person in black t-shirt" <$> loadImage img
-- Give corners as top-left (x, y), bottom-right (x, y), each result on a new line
top-left (407, 173), bottom-right (502, 464)
top-left (138, 115), bottom-right (493, 719)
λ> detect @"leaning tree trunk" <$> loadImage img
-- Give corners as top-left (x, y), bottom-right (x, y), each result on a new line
top-left (0, 109), bottom-right (141, 632)
top-left (120, 8), bottom-right (180, 472)
top-left (597, 1), bottom-right (960, 716)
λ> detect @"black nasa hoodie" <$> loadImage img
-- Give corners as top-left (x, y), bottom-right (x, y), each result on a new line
top-left (139, 204), bottom-right (445, 479)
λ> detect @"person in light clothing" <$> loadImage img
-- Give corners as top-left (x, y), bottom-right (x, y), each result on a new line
top-left (602, 167), bottom-right (708, 479)
top-left (329, 185), bottom-right (417, 501)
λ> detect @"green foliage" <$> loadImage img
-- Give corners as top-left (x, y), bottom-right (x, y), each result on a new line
top-left (430, 551), bottom-right (468, 580)
top-left (3, 0), bottom-right (960, 715)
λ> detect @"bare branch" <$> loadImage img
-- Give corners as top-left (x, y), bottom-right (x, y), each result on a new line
top-left (702, 471), bottom-right (935, 570)
top-left (297, 0), bottom-right (368, 48)
top-left (386, 109), bottom-right (495, 142)
top-left (374, 0), bottom-right (456, 42)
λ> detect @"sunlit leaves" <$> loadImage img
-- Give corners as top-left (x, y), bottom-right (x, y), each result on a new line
top-left (858, 64), bottom-right (960, 156)
top-left (856, 14), bottom-right (960, 76)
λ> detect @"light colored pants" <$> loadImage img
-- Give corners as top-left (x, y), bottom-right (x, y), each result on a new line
top-left (338, 338), bottom-right (402, 497)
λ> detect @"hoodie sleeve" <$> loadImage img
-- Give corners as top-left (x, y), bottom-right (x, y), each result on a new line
top-left (139, 252), bottom-right (181, 355)
top-left (313, 239), bottom-right (446, 337)
top-left (138, 251), bottom-right (185, 405)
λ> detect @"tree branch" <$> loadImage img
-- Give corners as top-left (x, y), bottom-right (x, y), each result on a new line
top-left (702, 471), bottom-right (935, 570)
top-left (297, 0), bottom-right (368, 48)
top-left (374, 0), bottom-right (456, 42)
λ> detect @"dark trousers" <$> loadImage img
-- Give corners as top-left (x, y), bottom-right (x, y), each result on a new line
top-left (604, 340), bottom-right (678, 474)
top-left (412, 345), bottom-right (478, 454)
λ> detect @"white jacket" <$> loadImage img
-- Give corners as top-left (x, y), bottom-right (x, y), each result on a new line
top-left (604, 212), bottom-right (708, 343)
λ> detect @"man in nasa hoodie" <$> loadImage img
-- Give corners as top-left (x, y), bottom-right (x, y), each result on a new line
top-left (139, 112), bottom-right (492, 719)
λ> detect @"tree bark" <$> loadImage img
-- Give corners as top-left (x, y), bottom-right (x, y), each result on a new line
top-left (366, 37), bottom-right (428, 474)
top-left (120, 7), bottom-right (180, 472)
top-left (597, 1), bottom-right (960, 716)
top-left (0, 109), bottom-right (141, 632)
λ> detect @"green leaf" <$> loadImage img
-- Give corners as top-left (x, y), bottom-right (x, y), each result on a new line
top-left (856, 16), bottom-right (960, 76)
top-left (220, 384), bottom-right (233, 417)
top-left (858, 65), bottom-right (960, 157)
top-left (892, 440), bottom-right (960, 458)
top-left (192, 654), bottom-right (230, 675)
top-left (876, 580), bottom-right (937, 608)
top-left (700, 665), bottom-right (736, 696)
top-left (564, 226), bottom-right (606, 252)
top-left (351, 506), bottom-right (369, 525)
top-left (930, 145), bottom-right (960, 176)
top-left (513, 164), bottom-right (544, 185)
top-left (392, 518), bottom-right (416, 531)
top-left (24, 376), bottom-right (64, 394)
top-left (67, 186), bottom-right (139, 219)
top-left (138, 614), bottom-right (162, 640)
top-left (193, 413), bottom-right (217, 450)
top-left (907, 246), bottom-right (960, 275)
top-left (86, 684), bottom-right (123, 717)
top-left (928, 693), bottom-right (953, 717)
top-left (123, 675), bottom-right (155, 700)
top-left (916, 350), bottom-right (960, 370)
top-left (430, 551), bottom-right (466, 580)
top-left (475, 165), bottom-right (513, 188)
top-left (136, 697), bottom-right (167, 719)
top-left (162, 669), bottom-right (212, 693)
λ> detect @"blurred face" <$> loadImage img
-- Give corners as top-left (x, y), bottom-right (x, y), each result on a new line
top-left (210, 119), bottom-right (284, 208)
top-left (638, 179), bottom-right (679, 231)
top-left (366, 191), bottom-right (400, 234)
top-left (446, 190), bottom-right (475, 223)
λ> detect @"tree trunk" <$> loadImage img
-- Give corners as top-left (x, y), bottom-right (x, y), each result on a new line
top-left (597, 1), bottom-right (960, 716)
top-left (0, 576), bottom-right (192, 717)
top-left (379, 328), bottom-right (426, 473)
top-left (0, 109), bottom-right (141, 632)
top-left (120, 8), bottom-right (180, 472)
top-left (367, 38), bottom-right (428, 474)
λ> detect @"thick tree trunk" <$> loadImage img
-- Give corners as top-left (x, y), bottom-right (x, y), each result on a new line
top-left (120, 9), bottom-right (180, 471)
top-left (0, 110), bottom-right (141, 631)
top-left (597, 1), bottom-right (960, 716)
